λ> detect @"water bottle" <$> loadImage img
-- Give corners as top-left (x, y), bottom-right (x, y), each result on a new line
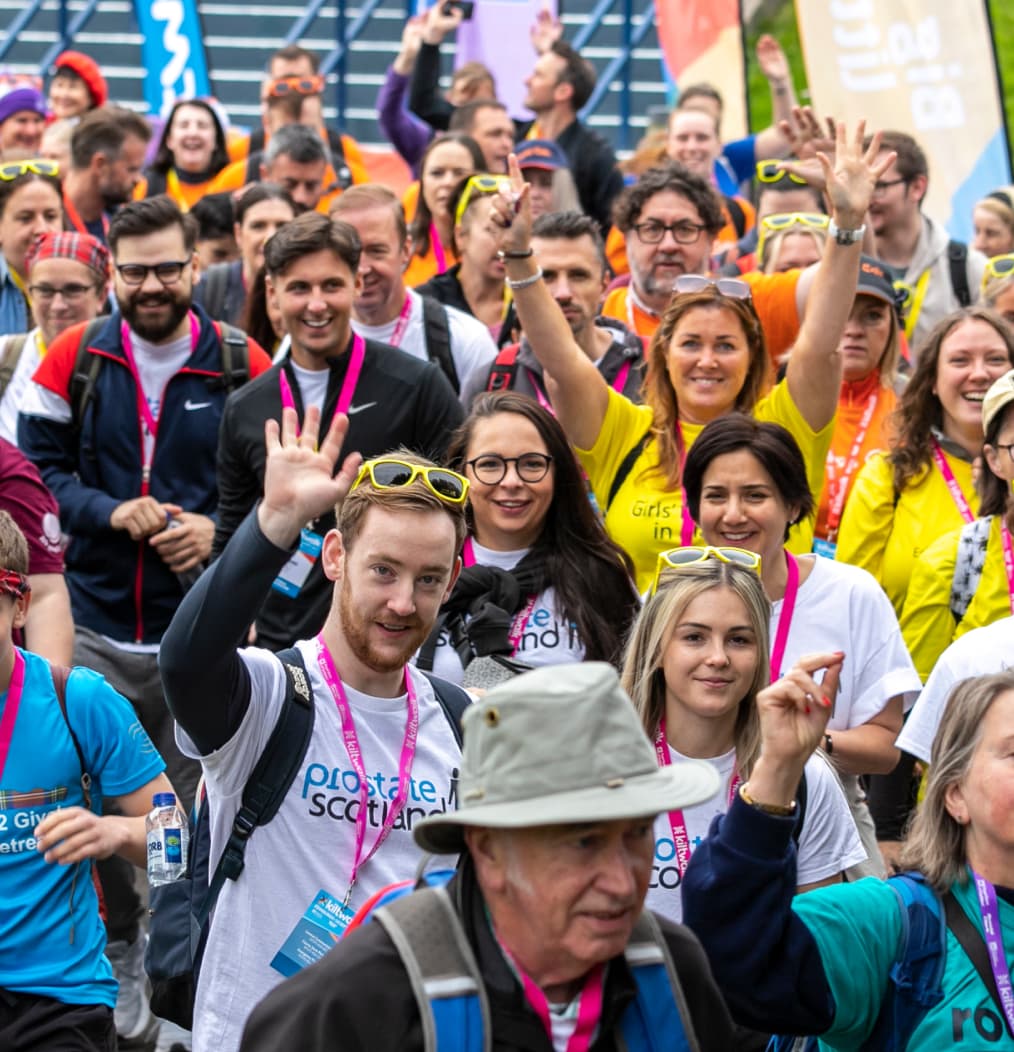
top-left (165, 518), bottom-right (203, 592)
top-left (146, 792), bottom-right (189, 887)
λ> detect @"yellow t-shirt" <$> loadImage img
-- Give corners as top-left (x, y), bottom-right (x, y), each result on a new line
top-left (900, 515), bottom-right (1011, 682)
top-left (576, 384), bottom-right (832, 592)
top-left (835, 450), bottom-right (978, 617)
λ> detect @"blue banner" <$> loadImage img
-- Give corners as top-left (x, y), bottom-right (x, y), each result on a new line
top-left (132, 0), bottom-right (211, 115)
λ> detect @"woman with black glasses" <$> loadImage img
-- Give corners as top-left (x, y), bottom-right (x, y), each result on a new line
top-left (415, 391), bottom-right (639, 686)
top-left (485, 123), bottom-right (890, 591)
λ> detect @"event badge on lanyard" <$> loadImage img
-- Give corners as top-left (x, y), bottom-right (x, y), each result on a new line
top-left (270, 636), bottom-right (419, 977)
top-left (271, 336), bottom-right (365, 598)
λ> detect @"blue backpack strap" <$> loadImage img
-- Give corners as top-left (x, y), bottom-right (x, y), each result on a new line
top-left (619, 911), bottom-right (696, 1052)
top-left (860, 871), bottom-right (945, 1051)
top-left (374, 883), bottom-right (490, 1052)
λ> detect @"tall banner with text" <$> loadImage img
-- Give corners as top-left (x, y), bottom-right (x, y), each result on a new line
top-left (133, 0), bottom-right (212, 116)
top-left (656, 0), bottom-right (748, 139)
top-left (795, 0), bottom-right (1011, 242)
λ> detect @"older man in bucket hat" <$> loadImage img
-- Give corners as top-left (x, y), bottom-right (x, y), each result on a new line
top-left (239, 662), bottom-right (737, 1051)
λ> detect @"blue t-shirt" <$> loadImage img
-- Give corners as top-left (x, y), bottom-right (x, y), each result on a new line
top-left (716, 134), bottom-right (757, 196)
top-left (0, 649), bottom-right (164, 1006)
top-left (795, 874), bottom-right (1014, 1049)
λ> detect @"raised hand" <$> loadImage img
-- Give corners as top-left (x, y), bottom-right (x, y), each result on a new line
top-left (779, 104), bottom-right (836, 162)
top-left (423, 1), bottom-right (463, 45)
top-left (756, 34), bottom-right (790, 84)
top-left (530, 6), bottom-right (563, 54)
top-left (818, 120), bottom-right (894, 229)
top-left (257, 407), bottom-right (363, 549)
top-left (486, 153), bottom-right (532, 256)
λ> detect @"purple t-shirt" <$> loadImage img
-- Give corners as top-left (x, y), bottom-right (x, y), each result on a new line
top-left (0, 437), bottom-right (64, 575)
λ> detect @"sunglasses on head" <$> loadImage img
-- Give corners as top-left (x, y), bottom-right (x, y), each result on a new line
top-left (454, 174), bottom-right (512, 227)
top-left (757, 212), bottom-right (829, 262)
top-left (672, 274), bottom-right (751, 299)
top-left (351, 458), bottom-right (470, 505)
top-left (755, 160), bottom-right (807, 186)
top-left (983, 253), bottom-right (1014, 289)
top-left (267, 75), bottom-right (325, 99)
top-left (0, 158), bottom-right (59, 182)
top-left (650, 546), bottom-right (762, 597)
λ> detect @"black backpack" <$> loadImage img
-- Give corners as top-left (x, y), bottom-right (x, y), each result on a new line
top-left (144, 648), bottom-right (470, 1029)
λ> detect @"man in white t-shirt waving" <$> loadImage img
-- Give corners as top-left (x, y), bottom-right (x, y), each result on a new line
top-left (161, 405), bottom-right (471, 1052)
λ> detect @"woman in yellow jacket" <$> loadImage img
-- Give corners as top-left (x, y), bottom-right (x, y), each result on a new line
top-left (900, 369), bottom-right (1014, 681)
top-left (835, 307), bottom-right (1014, 615)
top-left (486, 123), bottom-right (890, 591)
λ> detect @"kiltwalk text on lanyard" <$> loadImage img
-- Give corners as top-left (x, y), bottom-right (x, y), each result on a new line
top-left (461, 538), bottom-right (537, 656)
top-left (431, 223), bottom-right (448, 275)
top-left (654, 714), bottom-right (739, 879)
top-left (386, 295), bottom-right (413, 349)
top-left (315, 635), bottom-right (419, 907)
top-left (972, 871), bottom-right (1014, 1038)
top-left (823, 390), bottom-right (879, 542)
top-left (1001, 520), bottom-right (1014, 617)
top-left (120, 313), bottom-right (199, 493)
top-left (673, 422), bottom-right (696, 546)
top-left (278, 333), bottom-right (366, 432)
top-left (931, 440), bottom-right (975, 524)
top-left (529, 360), bottom-right (632, 415)
top-left (770, 551), bottom-right (799, 683)
top-left (0, 649), bottom-right (26, 782)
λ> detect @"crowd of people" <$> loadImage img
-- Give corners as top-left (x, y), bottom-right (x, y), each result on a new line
top-left (0, 13), bottom-right (1012, 1052)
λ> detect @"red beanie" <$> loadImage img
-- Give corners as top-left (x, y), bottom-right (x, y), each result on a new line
top-left (53, 51), bottom-right (108, 109)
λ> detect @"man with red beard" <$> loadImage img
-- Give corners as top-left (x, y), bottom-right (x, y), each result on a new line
top-left (161, 406), bottom-right (470, 1052)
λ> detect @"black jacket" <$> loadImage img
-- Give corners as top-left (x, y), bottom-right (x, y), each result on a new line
top-left (212, 338), bottom-right (464, 650)
top-left (239, 862), bottom-right (740, 1052)
top-left (416, 264), bottom-right (517, 349)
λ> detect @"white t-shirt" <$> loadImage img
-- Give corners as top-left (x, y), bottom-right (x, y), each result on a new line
top-left (773, 556), bottom-right (921, 730)
top-left (419, 539), bottom-right (586, 684)
top-left (0, 327), bottom-right (44, 446)
top-left (177, 639), bottom-right (463, 1052)
top-left (351, 290), bottom-right (496, 401)
top-left (289, 360), bottom-right (330, 414)
top-left (646, 745), bottom-right (865, 924)
top-left (897, 615), bottom-right (1014, 763)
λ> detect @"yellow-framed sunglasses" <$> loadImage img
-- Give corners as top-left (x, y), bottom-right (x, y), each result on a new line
top-left (454, 174), bottom-right (512, 226)
top-left (650, 545), bottom-right (762, 596)
top-left (757, 212), bottom-right (829, 262)
top-left (0, 158), bottom-right (59, 181)
top-left (351, 458), bottom-right (470, 505)
top-left (982, 253), bottom-right (1014, 291)
top-left (755, 159), bottom-right (807, 186)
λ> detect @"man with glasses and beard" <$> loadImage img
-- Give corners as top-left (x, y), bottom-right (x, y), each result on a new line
top-left (18, 194), bottom-right (271, 1047)
top-left (161, 407), bottom-right (471, 1052)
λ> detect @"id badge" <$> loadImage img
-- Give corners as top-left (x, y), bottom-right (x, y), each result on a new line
top-left (271, 528), bottom-right (323, 598)
top-left (270, 889), bottom-right (354, 977)
top-left (812, 538), bottom-right (837, 560)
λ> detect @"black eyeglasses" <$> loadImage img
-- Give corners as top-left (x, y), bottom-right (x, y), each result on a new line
top-left (632, 219), bottom-right (706, 245)
top-left (28, 282), bottom-right (98, 302)
top-left (993, 443), bottom-right (1014, 463)
top-left (871, 177), bottom-right (908, 199)
top-left (465, 453), bottom-right (553, 485)
top-left (114, 260), bottom-right (191, 286)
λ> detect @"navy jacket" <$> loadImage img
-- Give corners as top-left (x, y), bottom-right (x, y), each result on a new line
top-left (19, 305), bottom-right (269, 644)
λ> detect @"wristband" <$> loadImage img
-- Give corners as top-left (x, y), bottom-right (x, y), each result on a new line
top-left (739, 782), bottom-right (796, 816)
top-left (828, 218), bottom-right (865, 245)
top-left (497, 248), bottom-right (534, 260)
top-left (505, 268), bottom-right (543, 291)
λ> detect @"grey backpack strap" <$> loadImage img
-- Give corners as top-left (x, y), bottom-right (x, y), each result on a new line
top-left (949, 515), bottom-right (991, 622)
top-left (0, 333), bottom-right (27, 401)
top-left (374, 885), bottom-right (492, 1052)
top-left (625, 911), bottom-right (701, 1052)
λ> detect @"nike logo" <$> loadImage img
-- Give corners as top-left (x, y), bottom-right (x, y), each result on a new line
top-left (184, 400), bottom-right (212, 411)
top-left (347, 402), bottom-right (377, 415)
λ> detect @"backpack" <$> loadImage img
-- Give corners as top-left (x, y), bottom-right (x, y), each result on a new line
top-left (0, 332), bottom-right (28, 402)
top-left (946, 240), bottom-right (971, 308)
top-left (144, 650), bottom-right (471, 1029)
top-left (768, 872), bottom-right (945, 1052)
top-left (196, 264), bottom-right (233, 324)
top-left (948, 515), bottom-right (991, 623)
top-left (484, 343), bottom-right (521, 392)
top-left (68, 316), bottom-right (250, 427)
top-left (350, 870), bottom-right (697, 1052)
top-left (420, 295), bottom-right (459, 393)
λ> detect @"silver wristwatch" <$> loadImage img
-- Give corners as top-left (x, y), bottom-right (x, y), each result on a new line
top-left (828, 219), bottom-right (866, 245)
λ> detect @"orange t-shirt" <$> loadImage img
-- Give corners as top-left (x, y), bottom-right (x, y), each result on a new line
top-left (601, 270), bottom-right (802, 362)
top-left (134, 171), bottom-right (219, 211)
top-left (814, 371), bottom-right (898, 544)
top-left (404, 234), bottom-right (458, 289)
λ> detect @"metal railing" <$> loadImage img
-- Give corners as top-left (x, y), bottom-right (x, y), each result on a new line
top-left (0, 0), bottom-right (48, 65)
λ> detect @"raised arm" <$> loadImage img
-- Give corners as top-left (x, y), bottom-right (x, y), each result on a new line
top-left (751, 35), bottom-right (800, 159)
top-left (784, 122), bottom-right (894, 431)
top-left (487, 154), bottom-right (610, 450)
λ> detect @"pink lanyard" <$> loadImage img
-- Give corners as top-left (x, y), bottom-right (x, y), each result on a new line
top-left (387, 295), bottom-right (413, 348)
top-left (315, 635), bottom-right (419, 906)
top-left (501, 942), bottom-right (604, 1052)
top-left (431, 223), bottom-right (448, 274)
top-left (1002, 521), bottom-right (1014, 616)
top-left (770, 551), bottom-right (799, 683)
top-left (972, 871), bottom-right (1014, 1037)
top-left (120, 313), bottom-right (199, 494)
top-left (825, 390), bottom-right (879, 537)
top-left (278, 334), bottom-right (366, 430)
top-left (674, 422), bottom-right (696, 546)
top-left (653, 715), bottom-right (739, 879)
top-left (931, 440), bottom-right (975, 524)
top-left (529, 360), bottom-right (632, 415)
top-left (0, 649), bottom-right (25, 783)
top-left (462, 539), bottom-right (537, 655)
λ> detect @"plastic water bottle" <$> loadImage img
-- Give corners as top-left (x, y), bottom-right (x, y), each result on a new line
top-left (146, 792), bottom-right (189, 887)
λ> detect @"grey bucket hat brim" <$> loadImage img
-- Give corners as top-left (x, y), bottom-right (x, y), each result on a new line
top-left (414, 758), bottom-right (720, 855)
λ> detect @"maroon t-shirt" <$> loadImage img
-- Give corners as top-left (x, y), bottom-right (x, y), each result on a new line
top-left (0, 437), bottom-right (64, 575)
